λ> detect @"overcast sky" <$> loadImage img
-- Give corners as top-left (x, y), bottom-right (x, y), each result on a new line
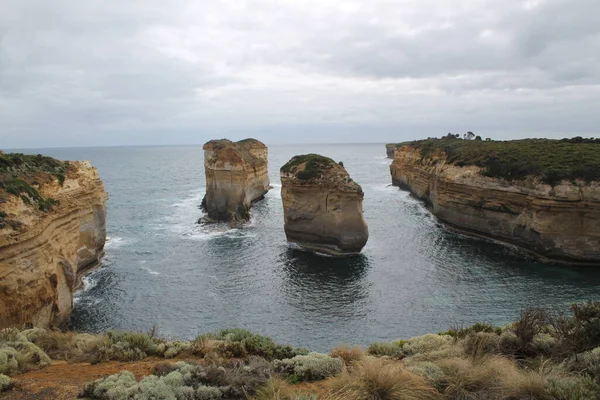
top-left (1, 0), bottom-right (599, 148)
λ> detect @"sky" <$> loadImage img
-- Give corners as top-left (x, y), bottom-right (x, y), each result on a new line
top-left (1, 0), bottom-right (599, 148)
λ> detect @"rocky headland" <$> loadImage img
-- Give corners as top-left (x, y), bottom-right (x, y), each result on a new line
top-left (202, 139), bottom-right (270, 225)
top-left (386, 143), bottom-right (397, 159)
top-left (280, 154), bottom-right (368, 255)
top-left (389, 138), bottom-right (600, 264)
top-left (0, 152), bottom-right (107, 328)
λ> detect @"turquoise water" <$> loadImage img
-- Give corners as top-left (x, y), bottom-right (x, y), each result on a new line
top-left (18, 144), bottom-right (600, 351)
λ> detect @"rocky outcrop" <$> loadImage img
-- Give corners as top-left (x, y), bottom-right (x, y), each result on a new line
top-left (386, 144), bottom-right (397, 159)
top-left (280, 154), bottom-right (369, 255)
top-left (390, 146), bottom-right (600, 264)
top-left (0, 155), bottom-right (108, 328)
top-left (201, 139), bottom-right (270, 224)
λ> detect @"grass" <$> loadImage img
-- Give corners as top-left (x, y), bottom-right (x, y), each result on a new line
top-left (392, 136), bottom-right (600, 185)
top-left (3, 301), bottom-right (600, 399)
top-left (280, 154), bottom-right (339, 181)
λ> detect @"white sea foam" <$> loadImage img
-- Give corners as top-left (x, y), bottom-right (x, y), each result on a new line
top-left (104, 236), bottom-right (134, 249)
top-left (141, 266), bottom-right (161, 275)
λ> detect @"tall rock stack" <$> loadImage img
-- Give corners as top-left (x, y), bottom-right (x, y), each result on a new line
top-left (280, 154), bottom-right (369, 255)
top-left (0, 154), bottom-right (108, 328)
top-left (202, 139), bottom-right (270, 224)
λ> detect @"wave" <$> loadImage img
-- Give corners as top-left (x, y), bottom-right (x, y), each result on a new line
top-left (141, 266), bottom-right (161, 275)
top-left (104, 236), bottom-right (134, 250)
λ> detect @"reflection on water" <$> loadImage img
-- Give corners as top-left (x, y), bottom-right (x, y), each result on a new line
top-left (280, 249), bottom-right (370, 321)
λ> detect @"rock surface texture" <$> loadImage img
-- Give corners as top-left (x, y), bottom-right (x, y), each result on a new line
top-left (281, 154), bottom-right (369, 255)
top-left (386, 144), bottom-right (397, 159)
top-left (390, 146), bottom-right (600, 264)
top-left (0, 155), bottom-right (107, 328)
top-left (202, 139), bottom-right (270, 224)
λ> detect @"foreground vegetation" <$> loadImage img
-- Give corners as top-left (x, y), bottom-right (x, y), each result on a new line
top-left (391, 136), bottom-right (600, 185)
top-left (1, 302), bottom-right (600, 399)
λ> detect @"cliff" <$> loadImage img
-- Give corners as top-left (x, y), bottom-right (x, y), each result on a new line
top-left (0, 153), bottom-right (107, 328)
top-left (280, 154), bottom-right (368, 255)
top-left (390, 144), bottom-right (600, 264)
top-left (386, 143), bottom-right (397, 159)
top-left (202, 139), bottom-right (270, 224)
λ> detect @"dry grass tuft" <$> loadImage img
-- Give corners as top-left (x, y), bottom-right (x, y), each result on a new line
top-left (324, 358), bottom-right (440, 400)
top-left (437, 356), bottom-right (551, 400)
top-left (329, 345), bottom-right (364, 367)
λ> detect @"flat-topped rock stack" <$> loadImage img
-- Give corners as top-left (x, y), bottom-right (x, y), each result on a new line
top-left (202, 139), bottom-right (270, 225)
top-left (280, 154), bottom-right (369, 255)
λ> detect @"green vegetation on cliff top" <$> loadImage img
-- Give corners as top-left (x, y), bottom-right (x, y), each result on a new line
top-left (0, 152), bottom-right (68, 227)
top-left (392, 137), bottom-right (600, 185)
top-left (280, 154), bottom-right (339, 181)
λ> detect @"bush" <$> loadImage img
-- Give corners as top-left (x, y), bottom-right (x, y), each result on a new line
top-left (401, 334), bottom-right (453, 357)
top-left (0, 374), bottom-right (12, 392)
top-left (367, 342), bottom-right (404, 358)
top-left (196, 329), bottom-right (307, 361)
top-left (563, 347), bottom-right (600, 381)
top-left (545, 375), bottom-right (600, 400)
top-left (274, 352), bottom-right (343, 381)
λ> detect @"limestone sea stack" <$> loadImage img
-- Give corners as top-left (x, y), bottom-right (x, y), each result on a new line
top-left (390, 140), bottom-right (600, 264)
top-left (0, 153), bottom-right (108, 328)
top-left (280, 154), bottom-right (369, 255)
top-left (202, 139), bottom-right (270, 224)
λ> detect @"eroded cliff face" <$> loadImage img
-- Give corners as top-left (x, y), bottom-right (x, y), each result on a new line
top-left (0, 159), bottom-right (108, 328)
top-left (281, 155), bottom-right (369, 255)
top-left (390, 146), bottom-right (600, 264)
top-left (202, 139), bottom-right (270, 224)
top-left (386, 144), bottom-right (397, 159)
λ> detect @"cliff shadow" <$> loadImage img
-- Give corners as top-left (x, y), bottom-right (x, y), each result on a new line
top-left (278, 248), bottom-right (371, 321)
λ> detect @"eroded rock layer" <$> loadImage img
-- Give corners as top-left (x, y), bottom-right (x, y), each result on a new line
top-left (386, 144), bottom-right (397, 159)
top-left (281, 154), bottom-right (368, 255)
top-left (0, 156), bottom-right (108, 328)
top-left (390, 146), bottom-right (600, 264)
top-left (202, 139), bottom-right (270, 224)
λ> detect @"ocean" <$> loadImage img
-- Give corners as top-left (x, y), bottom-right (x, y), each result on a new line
top-left (17, 143), bottom-right (600, 351)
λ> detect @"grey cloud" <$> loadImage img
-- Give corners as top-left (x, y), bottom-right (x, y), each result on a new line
top-left (0, 0), bottom-right (599, 149)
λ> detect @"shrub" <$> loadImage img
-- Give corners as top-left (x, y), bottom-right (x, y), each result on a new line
top-left (367, 342), bottom-right (404, 358)
top-left (0, 374), bottom-right (12, 392)
top-left (196, 329), bottom-right (307, 361)
top-left (405, 362), bottom-right (445, 389)
top-left (274, 352), bottom-right (343, 381)
top-left (160, 341), bottom-right (192, 358)
top-left (563, 347), bottom-right (600, 381)
top-left (462, 332), bottom-right (500, 359)
top-left (545, 375), bottom-right (600, 400)
top-left (107, 331), bottom-right (158, 355)
top-left (329, 345), bottom-right (364, 367)
top-left (325, 359), bottom-right (439, 400)
top-left (401, 334), bottom-right (453, 357)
